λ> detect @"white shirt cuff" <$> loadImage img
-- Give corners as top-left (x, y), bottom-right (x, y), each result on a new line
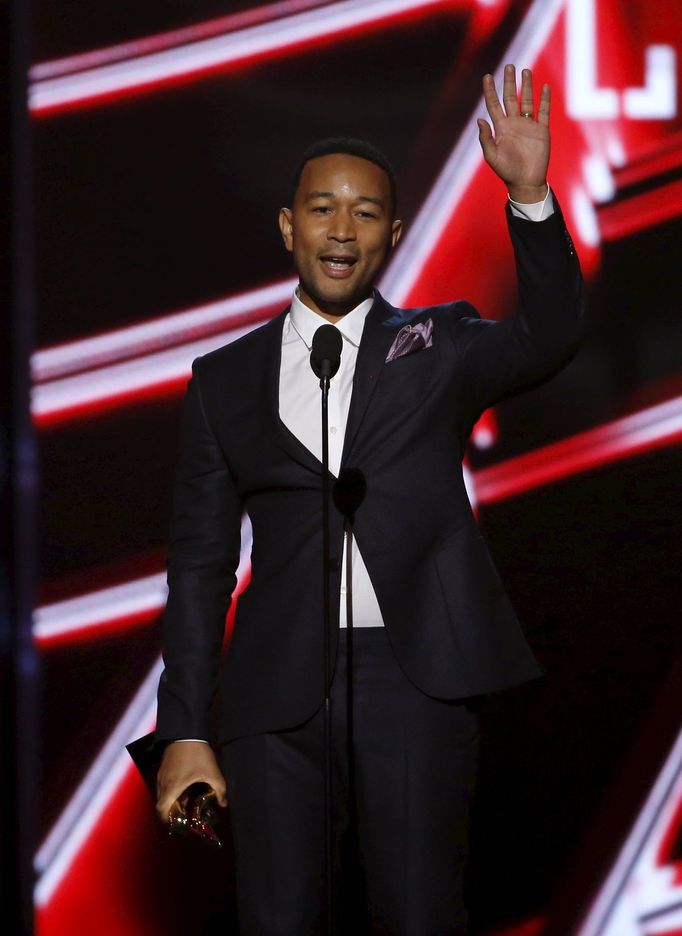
top-left (508, 185), bottom-right (554, 222)
top-left (170, 738), bottom-right (210, 744)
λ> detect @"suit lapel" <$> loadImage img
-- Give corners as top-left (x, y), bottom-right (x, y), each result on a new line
top-left (264, 308), bottom-right (325, 475)
top-left (341, 292), bottom-right (396, 466)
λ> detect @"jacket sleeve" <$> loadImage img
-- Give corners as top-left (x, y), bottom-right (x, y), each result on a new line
top-left (450, 200), bottom-right (585, 415)
top-left (155, 357), bottom-right (243, 743)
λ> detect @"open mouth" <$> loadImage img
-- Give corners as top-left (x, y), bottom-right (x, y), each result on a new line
top-left (319, 254), bottom-right (358, 278)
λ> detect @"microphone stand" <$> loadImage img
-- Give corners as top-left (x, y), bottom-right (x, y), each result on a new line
top-left (333, 467), bottom-right (366, 923)
top-left (320, 368), bottom-right (334, 936)
top-left (310, 323), bottom-right (342, 936)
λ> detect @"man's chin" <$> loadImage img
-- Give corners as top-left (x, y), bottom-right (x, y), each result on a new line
top-left (302, 282), bottom-right (372, 315)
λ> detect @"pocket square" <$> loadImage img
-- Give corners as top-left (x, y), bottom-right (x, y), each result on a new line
top-left (385, 318), bottom-right (433, 363)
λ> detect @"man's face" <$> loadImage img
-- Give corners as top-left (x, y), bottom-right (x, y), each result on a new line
top-left (279, 153), bottom-right (402, 321)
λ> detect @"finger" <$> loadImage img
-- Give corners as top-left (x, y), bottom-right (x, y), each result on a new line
top-left (502, 63), bottom-right (519, 117)
top-left (519, 67), bottom-right (534, 117)
top-left (477, 118), bottom-right (495, 159)
top-left (208, 773), bottom-right (228, 808)
top-left (482, 73), bottom-right (505, 128)
top-left (156, 790), bottom-right (178, 821)
top-left (537, 82), bottom-right (551, 126)
top-left (156, 774), bottom-right (204, 819)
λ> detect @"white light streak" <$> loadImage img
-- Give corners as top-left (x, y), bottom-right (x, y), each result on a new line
top-left (577, 726), bottom-right (682, 936)
top-left (31, 321), bottom-right (257, 419)
top-left (623, 45), bottom-right (677, 120)
top-left (34, 519), bottom-right (253, 905)
top-left (34, 659), bottom-right (162, 905)
top-left (605, 134), bottom-right (626, 168)
top-left (583, 154), bottom-right (615, 202)
top-left (571, 185), bottom-right (601, 246)
top-left (29, 0), bottom-right (451, 113)
top-left (471, 424), bottom-right (495, 449)
top-left (474, 393), bottom-right (682, 503)
top-left (380, 0), bottom-right (566, 303)
top-left (463, 462), bottom-right (477, 508)
top-left (566, 0), bottom-right (619, 119)
top-left (34, 520), bottom-right (253, 645)
top-left (32, 279), bottom-right (295, 382)
top-left (33, 573), bottom-right (168, 642)
top-left (610, 395), bottom-right (682, 452)
top-left (30, 1), bottom-right (331, 81)
top-left (566, 2), bottom-right (677, 123)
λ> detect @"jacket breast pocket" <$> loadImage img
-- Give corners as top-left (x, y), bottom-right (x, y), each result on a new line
top-left (377, 345), bottom-right (441, 408)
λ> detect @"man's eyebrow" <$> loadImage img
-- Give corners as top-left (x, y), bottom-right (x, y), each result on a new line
top-left (356, 195), bottom-right (386, 208)
top-left (304, 190), bottom-right (386, 207)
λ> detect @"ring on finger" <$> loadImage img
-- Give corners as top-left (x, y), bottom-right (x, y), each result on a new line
top-left (521, 111), bottom-right (533, 119)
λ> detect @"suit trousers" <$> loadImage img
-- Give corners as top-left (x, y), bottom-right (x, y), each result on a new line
top-left (220, 627), bottom-right (480, 936)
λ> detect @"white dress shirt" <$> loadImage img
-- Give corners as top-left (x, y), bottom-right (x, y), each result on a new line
top-left (280, 291), bottom-right (382, 628)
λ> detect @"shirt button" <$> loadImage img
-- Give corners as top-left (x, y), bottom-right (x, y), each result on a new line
top-left (330, 426), bottom-right (337, 434)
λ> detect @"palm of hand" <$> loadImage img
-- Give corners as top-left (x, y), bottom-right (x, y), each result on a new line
top-left (483, 117), bottom-right (549, 189)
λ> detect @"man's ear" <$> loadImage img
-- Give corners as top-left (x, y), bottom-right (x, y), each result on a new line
top-left (390, 219), bottom-right (403, 248)
top-left (278, 207), bottom-right (293, 252)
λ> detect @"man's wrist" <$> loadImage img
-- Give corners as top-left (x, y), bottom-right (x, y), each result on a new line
top-left (506, 182), bottom-right (548, 204)
top-left (508, 184), bottom-right (554, 222)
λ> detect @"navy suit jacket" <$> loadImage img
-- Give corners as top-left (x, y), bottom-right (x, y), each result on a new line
top-left (155, 203), bottom-right (584, 746)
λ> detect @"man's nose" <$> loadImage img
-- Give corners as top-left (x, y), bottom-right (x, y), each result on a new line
top-left (327, 210), bottom-right (356, 241)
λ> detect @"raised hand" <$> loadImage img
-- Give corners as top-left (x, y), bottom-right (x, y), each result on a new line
top-left (477, 63), bottom-right (550, 203)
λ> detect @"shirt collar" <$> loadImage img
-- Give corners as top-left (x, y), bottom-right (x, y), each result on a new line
top-left (287, 287), bottom-right (375, 350)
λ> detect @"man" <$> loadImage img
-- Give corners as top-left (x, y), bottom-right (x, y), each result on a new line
top-left (154, 66), bottom-right (583, 934)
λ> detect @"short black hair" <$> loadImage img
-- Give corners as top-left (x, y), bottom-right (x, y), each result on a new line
top-left (290, 137), bottom-right (397, 217)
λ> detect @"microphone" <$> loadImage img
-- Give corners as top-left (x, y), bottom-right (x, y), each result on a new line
top-left (310, 324), bottom-right (343, 383)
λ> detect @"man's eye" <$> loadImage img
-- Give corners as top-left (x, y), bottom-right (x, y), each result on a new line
top-left (312, 206), bottom-right (331, 213)
top-left (357, 211), bottom-right (377, 219)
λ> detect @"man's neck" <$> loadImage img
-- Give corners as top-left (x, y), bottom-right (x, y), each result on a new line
top-left (296, 287), bottom-right (373, 324)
